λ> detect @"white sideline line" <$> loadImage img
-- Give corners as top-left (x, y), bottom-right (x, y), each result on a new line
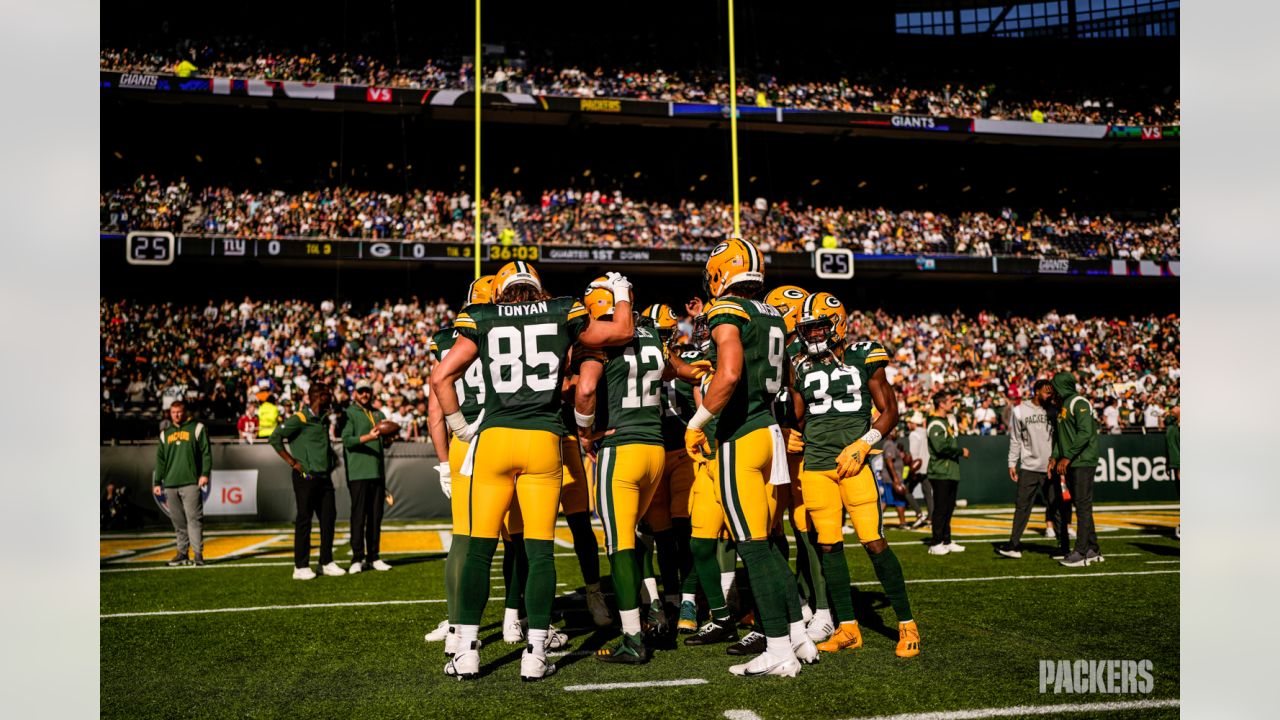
top-left (725, 711), bottom-right (765, 720)
top-left (888, 532), bottom-right (1167, 547)
top-left (852, 570), bottom-right (1178, 588)
top-left (563, 679), bottom-right (707, 692)
top-left (101, 598), bottom-right (445, 619)
top-left (838, 697), bottom-right (1179, 720)
top-left (1145, 560), bottom-right (1180, 564)
top-left (102, 562), bottom-right (296, 573)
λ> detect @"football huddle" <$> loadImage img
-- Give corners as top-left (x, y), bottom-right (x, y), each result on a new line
top-left (423, 238), bottom-right (918, 681)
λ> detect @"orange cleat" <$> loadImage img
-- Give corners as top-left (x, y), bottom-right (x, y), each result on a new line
top-left (816, 622), bottom-right (863, 653)
top-left (896, 620), bottom-right (921, 658)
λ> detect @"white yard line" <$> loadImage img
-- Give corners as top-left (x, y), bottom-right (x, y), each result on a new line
top-left (102, 562), bottom-right (296, 574)
top-left (1145, 560), bottom-right (1180, 564)
top-left (852, 570), bottom-right (1178, 588)
top-left (838, 697), bottom-right (1179, 720)
top-left (724, 711), bottom-right (765, 720)
top-left (563, 679), bottom-right (708, 692)
top-left (101, 598), bottom-right (445, 619)
top-left (888, 532), bottom-right (1168, 547)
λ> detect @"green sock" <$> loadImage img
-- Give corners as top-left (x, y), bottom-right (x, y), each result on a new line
top-left (566, 512), bottom-right (600, 585)
top-left (458, 537), bottom-right (499, 626)
top-left (671, 518), bottom-right (693, 585)
top-left (638, 532), bottom-right (656, 580)
top-left (689, 538), bottom-right (727, 619)
top-left (819, 543), bottom-right (855, 625)
top-left (869, 547), bottom-right (913, 623)
top-left (770, 533), bottom-right (804, 623)
top-left (653, 529), bottom-right (680, 600)
top-left (523, 539), bottom-right (556, 629)
top-left (610, 548), bottom-right (642, 612)
top-left (445, 533), bottom-right (470, 624)
top-left (716, 538), bottom-right (737, 573)
top-left (736, 539), bottom-right (789, 638)
top-left (793, 526), bottom-right (827, 610)
top-left (502, 535), bottom-right (527, 612)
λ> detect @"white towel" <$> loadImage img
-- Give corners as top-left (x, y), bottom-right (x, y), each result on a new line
top-left (767, 424), bottom-right (791, 486)
top-left (459, 429), bottom-right (481, 478)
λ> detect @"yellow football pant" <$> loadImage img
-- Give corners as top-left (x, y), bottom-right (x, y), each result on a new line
top-left (785, 452), bottom-right (808, 533)
top-left (664, 449), bottom-right (695, 520)
top-left (467, 428), bottom-right (561, 542)
top-left (595, 443), bottom-right (665, 553)
top-left (802, 465), bottom-right (884, 545)
top-left (450, 436), bottom-right (522, 538)
top-left (560, 436), bottom-right (593, 515)
top-left (712, 426), bottom-right (783, 542)
top-left (689, 457), bottom-right (726, 540)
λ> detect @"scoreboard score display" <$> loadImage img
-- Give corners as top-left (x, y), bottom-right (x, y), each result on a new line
top-left (125, 231), bottom-right (175, 266)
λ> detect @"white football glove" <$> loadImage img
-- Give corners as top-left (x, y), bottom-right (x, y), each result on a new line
top-left (589, 271), bottom-right (632, 305)
top-left (435, 462), bottom-right (452, 499)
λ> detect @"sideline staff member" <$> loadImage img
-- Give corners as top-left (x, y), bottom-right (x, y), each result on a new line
top-left (270, 382), bottom-right (345, 580)
top-left (341, 380), bottom-right (394, 573)
top-left (926, 392), bottom-right (969, 555)
top-left (154, 400), bottom-right (212, 566)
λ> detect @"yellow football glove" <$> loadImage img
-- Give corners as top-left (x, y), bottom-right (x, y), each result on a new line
top-left (784, 427), bottom-right (806, 454)
top-left (688, 360), bottom-right (714, 380)
top-left (685, 427), bottom-right (711, 463)
top-left (835, 439), bottom-right (873, 478)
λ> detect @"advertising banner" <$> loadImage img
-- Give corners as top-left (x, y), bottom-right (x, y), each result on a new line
top-left (204, 470), bottom-right (258, 515)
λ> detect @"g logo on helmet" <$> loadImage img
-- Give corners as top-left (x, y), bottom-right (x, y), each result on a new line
top-left (824, 295), bottom-right (843, 309)
top-left (782, 288), bottom-right (806, 300)
top-left (709, 243), bottom-right (730, 257)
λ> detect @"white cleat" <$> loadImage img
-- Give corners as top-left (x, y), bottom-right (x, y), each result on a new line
top-left (292, 567), bottom-right (317, 580)
top-left (729, 651), bottom-right (802, 677)
top-left (805, 618), bottom-right (834, 644)
top-left (945, 542), bottom-right (966, 553)
top-left (371, 559), bottom-right (393, 571)
top-left (424, 619), bottom-right (450, 643)
top-left (520, 646), bottom-right (557, 682)
top-left (793, 637), bottom-right (820, 665)
top-left (927, 544), bottom-right (950, 556)
top-left (443, 643), bottom-right (479, 680)
top-left (587, 586), bottom-right (612, 627)
top-left (1044, 526), bottom-right (1056, 539)
top-left (321, 562), bottom-right (347, 577)
top-left (348, 561), bottom-right (364, 574)
top-left (444, 629), bottom-right (458, 656)
top-left (800, 603), bottom-right (814, 624)
top-left (545, 627), bottom-right (570, 651)
top-left (504, 617), bottom-right (527, 644)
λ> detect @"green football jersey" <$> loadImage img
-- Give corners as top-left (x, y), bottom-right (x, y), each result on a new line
top-left (661, 348), bottom-right (703, 451)
top-left (706, 296), bottom-right (789, 443)
top-left (772, 336), bottom-right (805, 429)
top-left (453, 296), bottom-right (589, 434)
top-left (839, 338), bottom-right (890, 429)
top-left (580, 324), bottom-right (667, 449)
top-left (430, 326), bottom-right (486, 425)
top-left (794, 354), bottom-right (870, 471)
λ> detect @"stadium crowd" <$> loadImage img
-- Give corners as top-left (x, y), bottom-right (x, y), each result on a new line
top-left (101, 178), bottom-right (1181, 260)
top-left (99, 296), bottom-right (1180, 440)
top-left (101, 47), bottom-right (1178, 126)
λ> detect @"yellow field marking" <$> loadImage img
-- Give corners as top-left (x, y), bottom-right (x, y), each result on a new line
top-left (378, 531), bottom-right (445, 553)
top-left (100, 539), bottom-right (173, 559)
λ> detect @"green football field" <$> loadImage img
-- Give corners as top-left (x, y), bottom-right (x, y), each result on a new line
top-left (100, 507), bottom-right (1179, 720)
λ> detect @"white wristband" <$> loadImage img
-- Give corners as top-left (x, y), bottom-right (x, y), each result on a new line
top-left (688, 405), bottom-right (716, 431)
top-left (574, 410), bottom-right (595, 429)
top-left (859, 429), bottom-right (883, 446)
top-left (445, 411), bottom-right (469, 437)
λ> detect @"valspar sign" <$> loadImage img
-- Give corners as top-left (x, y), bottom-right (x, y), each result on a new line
top-left (1094, 448), bottom-right (1172, 489)
top-left (1090, 435), bottom-right (1179, 502)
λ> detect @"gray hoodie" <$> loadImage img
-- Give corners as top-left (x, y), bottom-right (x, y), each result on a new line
top-left (1007, 399), bottom-right (1053, 473)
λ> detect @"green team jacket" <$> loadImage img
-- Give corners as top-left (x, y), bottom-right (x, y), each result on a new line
top-left (926, 414), bottom-right (963, 481)
top-left (1165, 422), bottom-right (1180, 469)
top-left (341, 403), bottom-right (387, 481)
top-left (269, 406), bottom-right (339, 475)
top-left (155, 419), bottom-right (212, 488)
top-left (1050, 371), bottom-right (1099, 468)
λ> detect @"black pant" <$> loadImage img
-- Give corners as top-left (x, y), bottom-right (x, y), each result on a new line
top-left (293, 472), bottom-right (337, 568)
top-left (1043, 474), bottom-right (1072, 552)
top-left (348, 478), bottom-right (386, 563)
top-left (1066, 466), bottom-right (1099, 554)
top-left (929, 477), bottom-right (959, 546)
top-left (906, 472), bottom-right (934, 517)
top-left (1008, 469), bottom-right (1047, 549)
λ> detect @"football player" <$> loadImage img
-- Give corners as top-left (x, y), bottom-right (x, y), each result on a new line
top-left (430, 262), bottom-right (636, 681)
top-left (557, 370), bottom-right (611, 628)
top-left (685, 238), bottom-right (819, 677)
top-left (764, 285), bottom-right (833, 644)
top-left (789, 293), bottom-right (920, 658)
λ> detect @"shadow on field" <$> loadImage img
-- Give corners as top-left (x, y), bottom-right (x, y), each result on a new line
top-left (1131, 541), bottom-right (1180, 557)
top-left (839, 587), bottom-right (898, 642)
top-left (389, 554), bottom-right (448, 567)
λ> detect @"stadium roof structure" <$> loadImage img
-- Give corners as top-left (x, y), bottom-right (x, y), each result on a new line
top-left (891, 0), bottom-right (1178, 38)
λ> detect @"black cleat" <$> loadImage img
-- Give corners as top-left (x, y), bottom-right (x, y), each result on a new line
top-left (684, 618), bottom-right (739, 647)
top-left (725, 630), bottom-right (766, 656)
top-left (596, 632), bottom-right (650, 664)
